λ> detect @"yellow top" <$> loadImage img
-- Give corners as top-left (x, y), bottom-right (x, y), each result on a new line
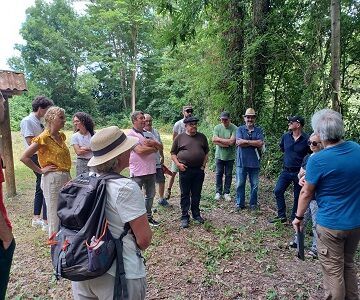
top-left (32, 129), bottom-right (72, 172)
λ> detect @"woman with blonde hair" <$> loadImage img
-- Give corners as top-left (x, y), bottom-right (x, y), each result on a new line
top-left (21, 106), bottom-right (71, 237)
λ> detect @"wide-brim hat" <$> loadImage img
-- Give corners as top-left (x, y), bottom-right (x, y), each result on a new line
top-left (88, 126), bottom-right (138, 167)
top-left (243, 108), bottom-right (256, 116)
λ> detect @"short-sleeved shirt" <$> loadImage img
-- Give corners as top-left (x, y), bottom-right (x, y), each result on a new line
top-left (20, 113), bottom-right (44, 149)
top-left (173, 118), bottom-right (186, 135)
top-left (306, 141), bottom-right (360, 230)
top-left (70, 131), bottom-right (93, 159)
top-left (127, 128), bottom-right (156, 177)
top-left (280, 131), bottom-right (309, 169)
top-left (104, 177), bottom-right (147, 279)
top-left (213, 123), bottom-right (237, 161)
top-left (236, 125), bottom-right (264, 168)
top-left (146, 128), bottom-right (162, 169)
top-left (32, 129), bottom-right (72, 172)
top-left (171, 132), bottom-right (209, 168)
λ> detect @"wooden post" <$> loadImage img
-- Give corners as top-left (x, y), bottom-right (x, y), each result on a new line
top-left (0, 96), bottom-right (16, 196)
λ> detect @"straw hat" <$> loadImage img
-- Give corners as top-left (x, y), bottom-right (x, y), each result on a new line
top-left (87, 126), bottom-right (138, 167)
top-left (243, 108), bottom-right (256, 116)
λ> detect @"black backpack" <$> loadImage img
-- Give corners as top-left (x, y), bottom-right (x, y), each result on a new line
top-left (50, 172), bottom-right (130, 300)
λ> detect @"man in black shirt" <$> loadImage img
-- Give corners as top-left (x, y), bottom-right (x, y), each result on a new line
top-left (271, 116), bottom-right (310, 223)
top-left (171, 116), bottom-right (209, 228)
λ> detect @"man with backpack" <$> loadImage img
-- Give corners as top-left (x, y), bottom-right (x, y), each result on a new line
top-left (71, 126), bottom-right (152, 300)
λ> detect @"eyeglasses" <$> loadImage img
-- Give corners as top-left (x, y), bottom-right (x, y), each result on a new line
top-left (308, 140), bottom-right (320, 146)
top-left (188, 122), bottom-right (197, 127)
top-left (245, 116), bottom-right (255, 119)
top-left (185, 109), bottom-right (193, 113)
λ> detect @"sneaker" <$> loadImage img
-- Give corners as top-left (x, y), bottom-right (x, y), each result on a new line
top-left (148, 217), bottom-right (160, 227)
top-left (158, 198), bottom-right (169, 207)
top-left (42, 223), bottom-right (49, 232)
top-left (224, 194), bottom-right (231, 201)
top-left (269, 217), bottom-right (287, 224)
top-left (32, 218), bottom-right (44, 228)
top-left (193, 215), bottom-right (205, 224)
top-left (164, 189), bottom-right (171, 200)
top-left (235, 205), bottom-right (245, 212)
top-left (181, 219), bottom-right (189, 228)
top-left (214, 193), bottom-right (221, 201)
top-left (289, 241), bottom-right (297, 249)
top-left (308, 249), bottom-right (318, 258)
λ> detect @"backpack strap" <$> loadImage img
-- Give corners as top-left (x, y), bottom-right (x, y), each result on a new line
top-left (113, 222), bottom-right (131, 300)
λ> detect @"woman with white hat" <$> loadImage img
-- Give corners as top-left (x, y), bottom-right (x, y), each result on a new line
top-left (72, 126), bottom-right (152, 300)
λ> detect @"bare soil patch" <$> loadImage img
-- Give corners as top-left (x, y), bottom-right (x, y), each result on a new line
top-left (5, 170), bottom-right (359, 299)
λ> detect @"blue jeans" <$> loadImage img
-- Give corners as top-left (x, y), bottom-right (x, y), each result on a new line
top-left (215, 159), bottom-right (234, 194)
top-left (274, 169), bottom-right (301, 220)
top-left (236, 167), bottom-right (260, 208)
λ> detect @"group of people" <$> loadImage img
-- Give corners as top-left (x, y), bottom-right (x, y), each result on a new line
top-left (0, 94), bottom-right (359, 300)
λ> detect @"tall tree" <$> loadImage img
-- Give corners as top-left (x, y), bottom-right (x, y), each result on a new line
top-left (330, 0), bottom-right (341, 112)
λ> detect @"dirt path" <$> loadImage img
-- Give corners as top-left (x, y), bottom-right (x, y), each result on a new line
top-left (5, 171), bottom-right (359, 299)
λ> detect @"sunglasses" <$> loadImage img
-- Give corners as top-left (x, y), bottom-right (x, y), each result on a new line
top-left (185, 109), bottom-right (193, 113)
top-left (308, 140), bottom-right (320, 146)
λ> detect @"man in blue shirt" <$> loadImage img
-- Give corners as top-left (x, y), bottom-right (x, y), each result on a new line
top-left (235, 108), bottom-right (264, 210)
top-left (271, 115), bottom-right (309, 223)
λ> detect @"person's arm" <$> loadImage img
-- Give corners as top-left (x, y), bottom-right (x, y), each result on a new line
top-left (292, 181), bottom-right (315, 231)
top-left (20, 143), bottom-right (57, 174)
top-left (72, 144), bottom-right (91, 156)
top-left (201, 153), bottom-right (209, 170)
top-left (133, 144), bottom-right (157, 154)
top-left (298, 167), bottom-right (306, 180)
top-left (171, 154), bottom-right (186, 171)
top-left (24, 136), bottom-right (34, 146)
top-left (143, 138), bottom-right (163, 151)
top-left (0, 214), bottom-right (13, 250)
top-left (129, 214), bottom-right (152, 250)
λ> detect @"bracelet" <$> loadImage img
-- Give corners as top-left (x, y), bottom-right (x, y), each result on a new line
top-left (295, 215), bottom-right (304, 220)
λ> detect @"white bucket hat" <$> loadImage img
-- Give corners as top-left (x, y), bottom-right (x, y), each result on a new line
top-left (87, 126), bottom-right (138, 167)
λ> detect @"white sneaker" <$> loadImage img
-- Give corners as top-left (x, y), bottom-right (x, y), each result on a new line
top-left (214, 193), bottom-right (221, 201)
top-left (224, 194), bottom-right (231, 201)
top-left (32, 218), bottom-right (44, 228)
top-left (42, 223), bottom-right (49, 232)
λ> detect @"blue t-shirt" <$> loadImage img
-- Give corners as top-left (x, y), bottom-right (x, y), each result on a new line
top-left (280, 131), bottom-right (309, 169)
top-left (306, 141), bottom-right (360, 230)
top-left (236, 125), bottom-right (264, 168)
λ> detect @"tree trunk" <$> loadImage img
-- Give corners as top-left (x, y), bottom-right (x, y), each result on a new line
top-left (247, 0), bottom-right (270, 114)
top-left (330, 0), bottom-right (341, 112)
top-left (224, 0), bottom-right (245, 122)
top-left (131, 25), bottom-right (138, 112)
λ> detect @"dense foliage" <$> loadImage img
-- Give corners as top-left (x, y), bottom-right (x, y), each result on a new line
top-left (7, 0), bottom-right (360, 175)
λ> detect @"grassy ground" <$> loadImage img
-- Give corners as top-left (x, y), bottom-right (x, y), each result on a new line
top-left (4, 130), bottom-right (360, 299)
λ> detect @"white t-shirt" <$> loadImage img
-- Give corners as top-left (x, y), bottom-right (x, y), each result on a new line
top-left (105, 177), bottom-right (147, 279)
top-left (173, 118), bottom-right (186, 135)
top-left (70, 132), bottom-right (93, 159)
top-left (20, 113), bottom-right (43, 149)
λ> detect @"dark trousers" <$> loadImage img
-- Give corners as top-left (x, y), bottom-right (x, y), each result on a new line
top-left (274, 169), bottom-right (301, 220)
top-left (179, 167), bottom-right (205, 220)
top-left (0, 238), bottom-right (16, 300)
top-left (31, 155), bottom-right (47, 220)
top-left (215, 159), bottom-right (234, 195)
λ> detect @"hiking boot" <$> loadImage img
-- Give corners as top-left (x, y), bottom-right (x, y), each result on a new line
top-left (164, 188), bottom-right (171, 200)
top-left (289, 241), bottom-right (297, 249)
top-left (32, 218), bottom-right (44, 228)
top-left (269, 217), bottom-right (287, 224)
top-left (193, 215), bottom-right (205, 224)
top-left (214, 193), bottom-right (221, 201)
top-left (158, 198), bottom-right (169, 207)
top-left (223, 194), bottom-right (231, 201)
top-left (148, 217), bottom-right (160, 227)
top-left (181, 218), bottom-right (189, 228)
top-left (42, 223), bottom-right (49, 232)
